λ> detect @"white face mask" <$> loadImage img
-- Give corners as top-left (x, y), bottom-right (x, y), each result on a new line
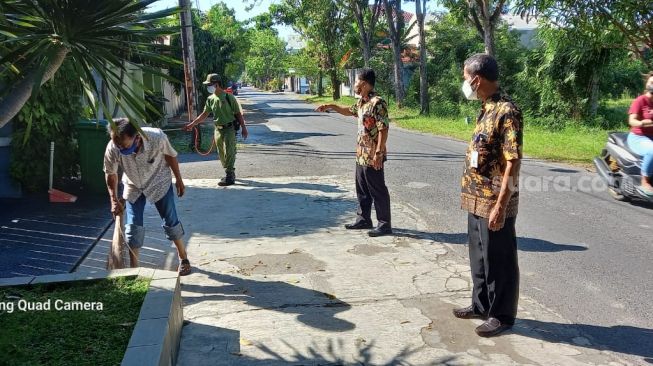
top-left (462, 79), bottom-right (478, 101)
top-left (207, 85), bottom-right (216, 94)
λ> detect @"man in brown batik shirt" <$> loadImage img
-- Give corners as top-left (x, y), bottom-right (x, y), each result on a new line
top-left (453, 53), bottom-right (523, 338)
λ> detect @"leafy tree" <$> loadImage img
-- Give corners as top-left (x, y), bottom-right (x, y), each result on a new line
top-left (423, 13), bottom-right (482, 115)
top-left (440, 0), bottom-right (509, 57)
top-left (515, 24), bottom-right (635, 123)
top-left (406, 0), bottom-right (430, 114)
top-left (286, 47), bottom-right (321, 89)
top-left (420, 13), bottom-right (523, 115)
top-left (272, 0), bottom-right (350, 100)
top-left (245, 29), bottom-right (287, 89)
top-left (167, 9), bottom-right (236, 110)
top-left (348, 0), bottom-right (383, 68)
top-left (249, 12), bottom-right (277, 33)
top-left (382, 0), bottom-right (407, 106)
top-left (204, 2), bottom-right (250, 82)
top-left (514, 0), bottom-right (653, 68)
top-left (0, 0), bottom-right (181, 129)
top-left (7, 60), bottom-right (83, 191)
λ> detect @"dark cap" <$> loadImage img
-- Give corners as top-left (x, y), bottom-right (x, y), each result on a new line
top-left (202, 73), bottom-right (220, 85)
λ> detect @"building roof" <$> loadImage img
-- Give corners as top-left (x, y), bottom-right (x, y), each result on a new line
top-left (286, 34), bottom-right (306, 51)
top-left (501, 14), bottom-right (539, 30)
top-left (373, 4), bottom-right (414, 24)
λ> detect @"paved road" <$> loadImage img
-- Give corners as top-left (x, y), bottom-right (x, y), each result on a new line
top-left (179, 87), bottom-right (653, 363)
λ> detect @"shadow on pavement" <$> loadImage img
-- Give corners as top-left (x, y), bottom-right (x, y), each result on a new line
top-left (427, 232), bottom-right (588, 253)
top-left (246, 129), bottom-right (341, 146)
top-left (512, 319), bottom-right (653, 362)
top-left (183, 268), bottom-right (354, 332)
top-left (177, 182), bottom-right (356, 240)
top-left (178, 321), bottom-right (456, 365)
top-left (236, 179), bottom-right (347, 194)
top-left (243, 146), bottom-right (463, 162)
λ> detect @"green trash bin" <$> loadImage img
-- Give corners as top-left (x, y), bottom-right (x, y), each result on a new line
top-left (75, 119), bottom-right (109, 194)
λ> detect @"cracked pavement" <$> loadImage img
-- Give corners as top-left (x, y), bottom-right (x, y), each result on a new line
top-left (174, 176), bottom-right (635, 366)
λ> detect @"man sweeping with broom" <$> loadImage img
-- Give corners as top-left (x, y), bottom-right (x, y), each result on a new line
top-left (103, 118), bottom-right (191, 275)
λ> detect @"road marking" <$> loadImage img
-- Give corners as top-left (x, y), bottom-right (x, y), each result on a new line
top-left (406, 182), bottom-right (432, 189)
top-left (407, 203), bottom-right (420, 212)
top-left (267, 124), bottom-right (284, 132)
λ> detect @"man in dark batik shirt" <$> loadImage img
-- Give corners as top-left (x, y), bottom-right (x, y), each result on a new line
top-left (453, 53), bottom-right (523, 338)
top-left (316, 68), bottom-right (392, 237)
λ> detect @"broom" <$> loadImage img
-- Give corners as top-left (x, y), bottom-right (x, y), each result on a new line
top-left (107, 203), bottom-right (126, 270)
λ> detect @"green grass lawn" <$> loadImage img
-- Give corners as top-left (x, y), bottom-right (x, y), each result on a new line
top-left (166, 125), bottom-right (216, 153)
top-left (0, 277), bottom-right (149, 366)
top-left (302, 95), bottom-right (614, 166)
top-left (166, 125), bottom-right (246, 154)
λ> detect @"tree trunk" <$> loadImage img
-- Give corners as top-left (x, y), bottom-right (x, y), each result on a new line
top-left (416, 0), bottom-right (429, 115)
top-left (384, 0), bottom-right (405, 108)
top-left (362, 37), bottom-right (372, 68)
top-left (317, 69), bottom-right (324, 97)
top-left (353, 2), bottom-right (371, 68)
top-left (391, 43), bottom-right (405, 108)
top-left (353, 0), bottom-right (381, 68)
top-left (330, 68), bottom-right (340, 100)
top-left (588, 65), bottom-right (600, 117)
top-left (483, 19), bottom-right (496, 56)
top-left (0, 47), bottom-right (69, 128)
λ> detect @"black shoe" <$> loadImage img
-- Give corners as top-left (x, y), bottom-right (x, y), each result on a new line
top-left (368, 227), bottom-right (393, 237)
top-left (475, 317), bottom-right (512, 337)
top-left (452, 305), bottom-right (486, 320)
top-left (345, 221), bottom-right (373, 230)
top-left (218, 172), bottom-right (236, 186)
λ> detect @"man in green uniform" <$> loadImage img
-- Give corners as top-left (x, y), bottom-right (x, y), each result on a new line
top-left (186, 74), bottom-right (248, 186)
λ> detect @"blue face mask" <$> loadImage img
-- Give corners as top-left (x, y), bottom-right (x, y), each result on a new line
top-left (119, 137), bottom-right (139, 155)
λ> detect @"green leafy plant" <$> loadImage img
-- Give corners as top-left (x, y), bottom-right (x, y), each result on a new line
top-left (0, 0), bottom-right (182, 131)
top-left (8, 60), bottom-right (83, 191)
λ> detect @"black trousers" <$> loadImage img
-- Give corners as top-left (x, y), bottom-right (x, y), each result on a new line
top-left (355, 164), bottom-right (391, 229)
top-left (468, 213), bottom-right (519, 324)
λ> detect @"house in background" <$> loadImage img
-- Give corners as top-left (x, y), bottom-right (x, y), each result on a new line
top-left (405, 12), bottom-right (539, 49)
top-left (341, 6), bottom-right (418, 98)
top-left (341, 10), bottom-right (540, 98)
top-left (501, 14), bottom-right (539, 48)
top-left (93, 36), bottom-right (186, 126)
top-left (284, 35), bottom-right (311, 94)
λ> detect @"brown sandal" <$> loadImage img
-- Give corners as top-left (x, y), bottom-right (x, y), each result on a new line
top-left (178, 259), bottom-right (191, 276)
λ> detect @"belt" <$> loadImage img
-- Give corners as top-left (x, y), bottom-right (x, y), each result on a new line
top-left (215, 122), bottom-right (235, 130)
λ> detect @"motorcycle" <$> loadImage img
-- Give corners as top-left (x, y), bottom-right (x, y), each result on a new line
top-left (594, 132), bottom-right (653, 202)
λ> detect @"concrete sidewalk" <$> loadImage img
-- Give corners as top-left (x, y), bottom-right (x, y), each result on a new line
top-left (172, 176), bottom-right (632, 366)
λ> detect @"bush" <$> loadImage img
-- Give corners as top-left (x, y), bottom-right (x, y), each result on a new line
top-left (9, 61), bottom-right (83, 192)
top-left (416, 13), bottom-right (646, 130)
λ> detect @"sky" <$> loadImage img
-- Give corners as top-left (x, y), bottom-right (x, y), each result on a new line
top-left (147, 0), bottom-right (444, 42)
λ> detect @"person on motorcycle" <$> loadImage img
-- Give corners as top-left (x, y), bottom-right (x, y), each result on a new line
top-left (627, 72), bottom-right (653, 196)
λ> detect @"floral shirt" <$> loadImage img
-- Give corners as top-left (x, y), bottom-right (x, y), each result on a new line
top-left (349, 92), bottom-right (390, 167)
top-left (461, 92), bottom-right (523, 218)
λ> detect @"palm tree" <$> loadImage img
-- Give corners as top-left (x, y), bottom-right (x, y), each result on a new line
top-left (0, 0), bottom-right (181, 129)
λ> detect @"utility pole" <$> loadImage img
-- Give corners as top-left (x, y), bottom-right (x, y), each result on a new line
top-left (179, 0), bottom-right (198, 120)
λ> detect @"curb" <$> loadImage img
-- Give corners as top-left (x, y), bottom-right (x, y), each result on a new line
top-left (0, 268), bottom-right (183, 366)
top-left (121, 269), bottom-right (183, 366)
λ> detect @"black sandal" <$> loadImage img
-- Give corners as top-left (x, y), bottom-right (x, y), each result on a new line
top-left (178, 259), bottom-right (191, 276)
